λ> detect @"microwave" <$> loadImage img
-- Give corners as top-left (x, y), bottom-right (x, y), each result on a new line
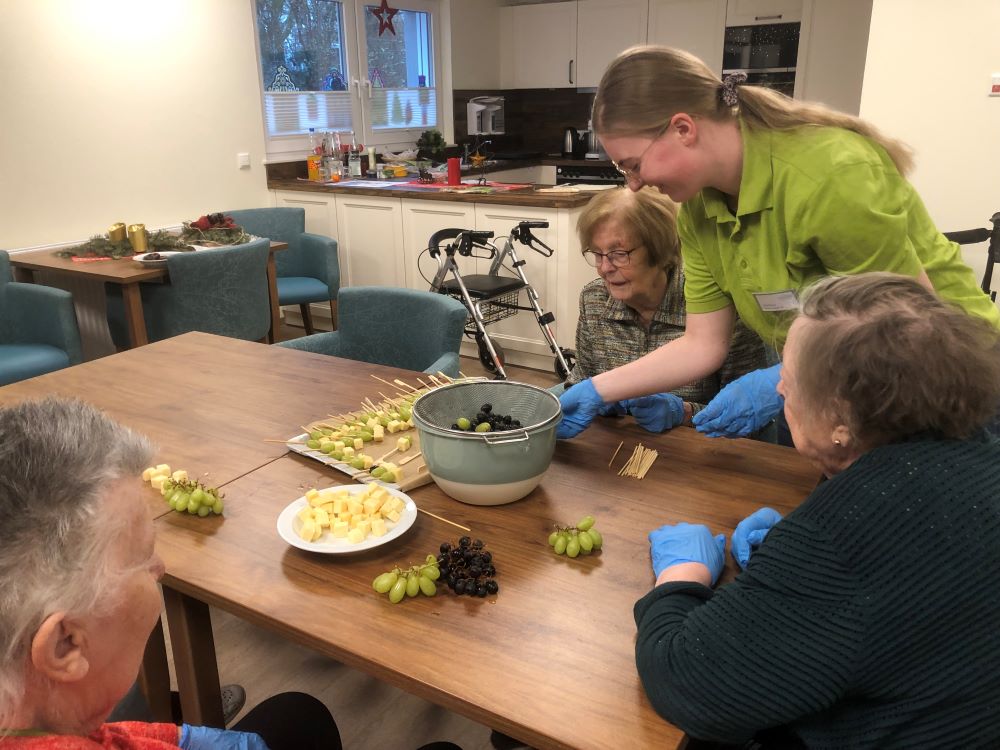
top-left (722, 21), bottom-right (800, 97)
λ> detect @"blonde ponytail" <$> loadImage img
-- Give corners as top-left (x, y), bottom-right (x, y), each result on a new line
top-left (594, 45), bottom-right (914, 176)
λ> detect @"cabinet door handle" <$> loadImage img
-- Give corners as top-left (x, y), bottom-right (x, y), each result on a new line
top-left (569, 59), bottom-right (575, 85)
top-left (754, 14), bottom-right (782, 20)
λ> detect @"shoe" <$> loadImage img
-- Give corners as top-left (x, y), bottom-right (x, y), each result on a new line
top-left (490, 730), bottom-right (532, 750)
top-left (221, 683), bottom-right (247, 724)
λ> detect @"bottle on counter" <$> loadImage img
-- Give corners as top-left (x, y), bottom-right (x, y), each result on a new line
top-left (307, 127), bottom-right (323, 181)
top-left (322, 131), bottom-right (341, 182)
top-left (367, 146), bottom-right (377, 178)
top-left (348, 132), bottom-right (362, 178)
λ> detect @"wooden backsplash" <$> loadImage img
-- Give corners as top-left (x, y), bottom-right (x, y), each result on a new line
top-left (454, 89), bottom-right (595, 155)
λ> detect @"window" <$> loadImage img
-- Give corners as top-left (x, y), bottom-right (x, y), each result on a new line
top-left (254, 0), bottom-right (442, 158)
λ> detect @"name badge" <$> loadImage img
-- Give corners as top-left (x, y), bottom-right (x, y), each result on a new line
top-left (753, 289), bottom-right (800, 312)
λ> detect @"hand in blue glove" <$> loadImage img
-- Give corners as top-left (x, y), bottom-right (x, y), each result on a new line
top-left (556, 378), bottom-right (607, 439)
top-left (731, 507), bottom-right (782, 569)
top-left (648, 522), bottom-right (727, 585)
top-left (598, 401), bottom-right (627, 417)
top-left (180, 725), bottom-right (270, 750)
top-left (622, 392), bottom-right (686, 432)
top-left (692, 363), bottom-right (784, 438)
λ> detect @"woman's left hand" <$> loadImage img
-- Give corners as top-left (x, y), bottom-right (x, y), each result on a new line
top-left (648, 522), bottom-right (726, 585)
top-left (622, 393), bottom-right (686, 432)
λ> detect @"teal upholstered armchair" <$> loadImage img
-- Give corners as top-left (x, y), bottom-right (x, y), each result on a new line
top-left (277, 286), bottom-right (468, 377)
top-left (105, 240), bottom-right (271, 346)
top-left (0, 251), bottom-right (83, 385)
top-left (222, 207), bottom-right (340, 334)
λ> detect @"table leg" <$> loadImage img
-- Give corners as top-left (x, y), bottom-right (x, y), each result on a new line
top-left (12, 267), bottom-right (35, 283)
top-left (266, 255), bottom-right (279, 345)
top-left (163, 587), bottom-right (225, 727)
top-left (121, 283), bottom-right (150, 348)
top-left (138, 615), bottom-right (174, 721)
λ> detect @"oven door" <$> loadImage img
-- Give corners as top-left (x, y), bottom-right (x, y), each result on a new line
top-left (555, 166), bottom-right (624, 186)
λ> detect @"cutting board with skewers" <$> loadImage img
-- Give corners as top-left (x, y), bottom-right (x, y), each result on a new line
top-left (284, 373), bottom-right (482, 492)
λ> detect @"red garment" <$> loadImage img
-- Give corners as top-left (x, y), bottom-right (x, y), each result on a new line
top-left (0, 723), bottom-right (179, 749)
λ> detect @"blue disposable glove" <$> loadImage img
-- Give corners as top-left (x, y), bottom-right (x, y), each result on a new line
top-left (598, 401), bottom-right (627, 417)
top-left (692, 363), bottom-right (784, 438)
top-left (648, 522), bottom-right (727, 585)
top-left (731, 507), bottom-right (783, 569)
top-left (556, 378), bottom-right (607, 439)
top-left (180, 725), bottom-right (270, 750)
top-left (622, 392), bottom-right (686, 432)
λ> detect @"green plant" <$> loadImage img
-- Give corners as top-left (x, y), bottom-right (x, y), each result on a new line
top-left (416, 129), bottom-right (446, 155)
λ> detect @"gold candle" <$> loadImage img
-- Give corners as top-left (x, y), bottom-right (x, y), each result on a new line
top-left (108, 222), bottom-right (127, 242)
top-left (127, 223), bottom-right (148, 253)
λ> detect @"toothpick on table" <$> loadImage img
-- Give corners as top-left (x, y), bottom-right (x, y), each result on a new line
top-left (608, 440), bottom-right (624, 468)
top-left (436, 371), bottom-right (454, 382)
top-left (394, 378), bottom-right (419, 393)
top-left (265, 438), bottom-right (303, 444)
top-left (416, 377), bottom-right (430, 390)
top-left (371, 374), bottom-right (399, 390)
top-left (417, 507), bottom-right (471, 532)
top-left (457, 370), bottom-right (469, 379)
top-left (398, 451), bottom-right (423, 466)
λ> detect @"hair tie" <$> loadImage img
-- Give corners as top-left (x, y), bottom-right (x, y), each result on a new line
top-left (719, 72), bottom-right (747, 107)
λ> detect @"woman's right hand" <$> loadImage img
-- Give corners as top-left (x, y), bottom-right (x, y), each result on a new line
top-left (556, 379), bottom-right (607, 439)
top-left (692, 363), bottom-right (784, 438)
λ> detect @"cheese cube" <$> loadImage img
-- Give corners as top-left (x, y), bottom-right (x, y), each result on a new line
top-left (150, 475), bottom-right (169, 491)
top-left (347, 528), bottom-right (365, 544)
top-left (338, 511), bottom-right (353, 526)
top-left (142, 467), bottom-right (156, 482)
top-left (373, 424), bottom-right (384, 443)
top-left (332, 497), bottom-right (347, 515)
top-left (385, 509), bottom-right (401, 523)
top-left (363, 496), bottom-right (383, 516)
top-left (297, 506), bottom-right (314, 523)
top-left (396, 436), bottom-right (411, 452)
top-left (305, 488), bottom-right (320, 502)
top-left (347, 498), bottom-right (364, 516)
top-left (354, 519), bottom-right (371, 537)
top-left (313, 508), bottom-right (330, 527)
top-left (332, 520), bottom-right (349, 538)
top-left (155, 463), bottom-right (171, 474)
top-left (371, 517), bottom-right (387, 537)
top-left (353, 437), bottom-right (364, 451)
top-left (342, 446), bottom-right (355, 458)
top-left (362, 455), bottom-right (374, 469)
top-left (387, 420), bottom-right (401, 434)
top-left (333, 440), bottom-right (345, 451)
top-left (299, 519), bottom-right (318, 541)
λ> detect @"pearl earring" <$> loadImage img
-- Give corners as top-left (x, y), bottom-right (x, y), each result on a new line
top-left (833, 439), bottom-right (843, 446)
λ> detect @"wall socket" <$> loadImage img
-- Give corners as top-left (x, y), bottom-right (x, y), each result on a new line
top-left (237, 152), bottom-right (251, 168)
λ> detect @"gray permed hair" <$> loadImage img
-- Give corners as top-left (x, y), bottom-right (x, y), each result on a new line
top-left (0, 398), bottom-right (152, 716)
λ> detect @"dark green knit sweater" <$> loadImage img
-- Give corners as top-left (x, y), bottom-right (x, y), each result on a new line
top-left (634, 435), bottom-right (1000, 749)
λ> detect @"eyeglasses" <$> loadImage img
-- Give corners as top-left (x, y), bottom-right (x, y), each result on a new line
top-left (582, 245), bottom-right (641, 268)
top-left (610, 116), bottom-right (673, 184)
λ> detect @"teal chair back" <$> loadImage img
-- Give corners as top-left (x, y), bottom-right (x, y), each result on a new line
top-left (105, 240), bottom-right (271, 346)
top-left (222, 207), bottom-right (340, 334)
top-left (0, 250), bottom-right (83, 385)
top-left (277, 286), bottom-right (469, 377)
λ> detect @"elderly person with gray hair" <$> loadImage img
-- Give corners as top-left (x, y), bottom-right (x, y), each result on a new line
top-left (0, 398), bottom-right (340, 749)
top-left (560, 186), bottom-right (765, 432)
top-left (636, 273), bottom-right (1000, 748)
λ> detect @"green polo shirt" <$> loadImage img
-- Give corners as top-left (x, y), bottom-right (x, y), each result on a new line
top-left (678, 122), bottom-right (1000, 350)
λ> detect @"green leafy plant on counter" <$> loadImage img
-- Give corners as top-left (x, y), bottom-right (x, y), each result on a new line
top-left (416, 129), bottom-right (446, 161)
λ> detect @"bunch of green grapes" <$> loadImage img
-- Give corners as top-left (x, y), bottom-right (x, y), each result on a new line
top-left (548, 515), bottom-right (603, 558)
top-left (372, 554), bottom-right (440, 604)
top-left (161, 478), bottom-right (224, 517)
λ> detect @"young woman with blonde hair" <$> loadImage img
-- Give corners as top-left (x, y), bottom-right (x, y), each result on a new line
top-left (557, 45), bottom-right (1000, 440)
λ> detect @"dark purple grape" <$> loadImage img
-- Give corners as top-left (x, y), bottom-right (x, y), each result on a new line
top-left (481, 403), bottom-right (493, 413)
top-left (485, 580), bottom-right (499, 595)
top-left (459, 536), bottom-right (471, 548)
top-left (475, 584), bottom-right (488, 597)
top-left (481, 551), bottom-right (492, 564)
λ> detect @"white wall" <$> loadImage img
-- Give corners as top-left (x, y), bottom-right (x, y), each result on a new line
top-left (798, 0), bottom-right (872, 114)
top-left (860, 0), bottom-right (1000, 289)
top-left (0, 0), bottom-right (270, 249)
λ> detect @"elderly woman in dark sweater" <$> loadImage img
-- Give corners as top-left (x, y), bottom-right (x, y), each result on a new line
top-left (636, 272), bottom-right (1000, 748)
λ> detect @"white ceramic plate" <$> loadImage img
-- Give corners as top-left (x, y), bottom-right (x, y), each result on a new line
top-left (276, 484), bottom-right (417, 554)
top-left (132, 251), bottom-right (182, 266)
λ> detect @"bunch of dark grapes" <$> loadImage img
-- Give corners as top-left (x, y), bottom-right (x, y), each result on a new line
top-left (437, 536), bottom-right (499, 597)
top-left (451, 403), bottom-right (522, 433)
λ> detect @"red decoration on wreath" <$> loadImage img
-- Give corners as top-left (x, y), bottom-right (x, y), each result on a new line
top-left (370, 0), bottom-right (399, 36)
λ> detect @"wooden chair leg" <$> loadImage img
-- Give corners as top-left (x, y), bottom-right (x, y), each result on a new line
top-left (328, 299), bottom-right (338, 331)
top-left (300, 303), bottom-right (314, 335)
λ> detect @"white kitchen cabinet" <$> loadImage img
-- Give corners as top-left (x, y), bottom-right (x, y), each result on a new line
top-left (648, 0), bottom-right (728, 75)
top-left (400, 199), bottom-right (478, 293)
top-left (726, 0), bottom-right (803, 26)
top-left (273, 190), bottom-right (339, 240)
top-left (500, 1), bottom-right (577, 89)
top-left (575, 0), bottom-right (649, 87)
top-left (334, 194), bottom-right (407, 288)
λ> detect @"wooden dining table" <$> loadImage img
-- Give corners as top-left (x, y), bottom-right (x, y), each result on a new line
top-left (0, 333), bottom-right (820, 748)
top-left (9, 241), bottom-right (288, 347)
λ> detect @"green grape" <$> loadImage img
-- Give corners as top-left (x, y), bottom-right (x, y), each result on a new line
top-left (359, 430), bottom-right (374, 442)
top-left (578, 530), bottom-right (594, 552)
top-left (322, 428), bottom-right (334, 436)
top-left (398, 406), bottom-right (412, 421)
top-left (197, 505), bottom-right (211, 517)
top-left (186, 496), bottom-right (200, 514)
top-left (422, 564), bottom-right (440, 581)
top-left (577, 515), bottom-right (595, 532)
top-left (174, 491), bottom-right (189, 508)
top-left (350, 457), bottom-right (366, 470)
top-left (330, 451), bottom-right (345, 461)
top-left (211, 499), bottom-right (224, 515)
top-left (548, 530), bottom-right (559, 546)
top-left (306, 439), bottom-right (321, 450)
top-left (321, 443), bottom-right (336, 454)
top-left (379, 415), bottom-right (390, 427)
top-left (388, 576), bottom-right (407, 604)
top-left (586, 528), bottom-right (603, 549)
top-left (475, 422), bottom-right (491, 433)
top-left (566, 536), bottom-right (581, 558)
top-left (309, 430), bottom-right (323, 440)
top-left (370, 466), bottom-right (386, 479)
top-left (373, 570), bottom-right (398, 593)
top-left (191, 487), bottom-right (207, 505)
top-left (425, 554), bottom-right (437, 565)
top-left (418, 575), bottom-right (437, 597)
top-left (405, 572), bottom-right (420, 598)
top-left (553, 534), bottom-right (568, 555)
top-left (456, 417), bottom-right (471, 431)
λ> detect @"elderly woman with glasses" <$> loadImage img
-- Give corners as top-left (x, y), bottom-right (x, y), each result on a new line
top-left (637, 273), bottom-right (1000, 747)
top-left (560, 186), bottom-right (765, 432)
top-left (557, 45), bottom-right (1000, 440)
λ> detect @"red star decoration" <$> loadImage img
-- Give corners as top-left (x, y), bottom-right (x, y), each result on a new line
top-left (370, 0), bottom-right (398, 36)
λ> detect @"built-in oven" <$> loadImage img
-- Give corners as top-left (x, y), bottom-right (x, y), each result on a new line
top-left (555, 165), bottom-right (625, 186)
top-left (723, 21), bottom-right (800, 97)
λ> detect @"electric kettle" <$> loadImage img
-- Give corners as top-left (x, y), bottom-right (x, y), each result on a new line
top-left (562, 127), bottom-right (586, 158)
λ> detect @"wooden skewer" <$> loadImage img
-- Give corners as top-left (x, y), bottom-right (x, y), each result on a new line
top-left (398, 451), bottom-right (423, 466)
top-left (416, 377), bottom-right (430, 389)
top-left (394, 378), bottom-right (418, 393)
top-left (418, 507), bottom-right (471, 532)
top-left (428, 375), bottom-right (443, 387)
top-left (458, 370), bottom-right (469, 379)
top-left (371, 374), bottom-right (399, 389)
top-left (300, 425), bottom-right (315, 434)
top-left (608, 440), bottom-right (624, 468)
top-left (265, 438), bottom-right (303, 444)
top-left (376, 447), bottom-right (400, 463)
top-left (436, 371), bottom-right (454, 382)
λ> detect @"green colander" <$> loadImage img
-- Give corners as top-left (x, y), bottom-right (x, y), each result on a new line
top-left (411, 380), bottom-right (562, 505)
